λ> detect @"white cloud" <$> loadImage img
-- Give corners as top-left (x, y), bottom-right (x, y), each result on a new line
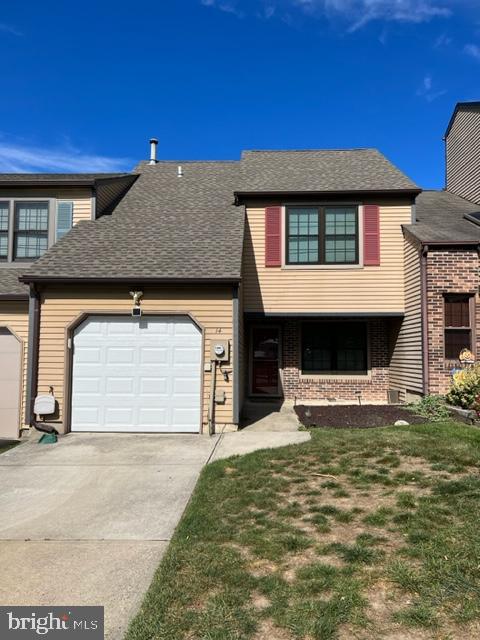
top-left (464, 43), bottom-right (480, 60)
top-left (0, 140), bottom-right (131, 173)
top-left (434, 32), bottom-right (452, 47)
top-left (201, 0), bottom-right (245, 17)
top-left (200, 0), bottom-right (454, 29)
top-left (417, 74), bottom-right (447, 102)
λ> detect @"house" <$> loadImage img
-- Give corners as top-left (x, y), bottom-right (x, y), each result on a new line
top-left (0, 173), bottom-right (138, 439)
top-left (402, 102), bottom-right (480, 396)
top-left (1, 102), bottom-right (478, 438)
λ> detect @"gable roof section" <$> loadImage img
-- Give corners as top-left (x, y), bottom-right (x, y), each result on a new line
top-left (21, 161), bottom-right (244, 283)
top-left (237, 149), bottom-right (419, 195)
top-left (444, 102), bottom-right (480, 139)
top-left (405, 190), bottom-right (480, 244)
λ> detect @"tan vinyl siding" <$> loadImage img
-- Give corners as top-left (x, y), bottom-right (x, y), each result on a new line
top-left (389, 236), bottom-right (423, 399)
top-left (243, 201), bottom-right (411, 312)
top-left (58, 190), bottom-right (93, 224)
top-left (0, 187), bottom-right (93, 225)
top-left (0, 301), bottom-right (29, 431)
top-left (37, 284), bottom-right (234, 433)
top-left (446, 108), bottom-right (480, 204)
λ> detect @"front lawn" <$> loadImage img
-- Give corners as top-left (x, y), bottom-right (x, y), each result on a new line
top-left (126, 422), bottom-right (480, 640)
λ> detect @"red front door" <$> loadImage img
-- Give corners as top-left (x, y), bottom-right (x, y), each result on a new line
top-left (251, 327), bottom-right (280, 395)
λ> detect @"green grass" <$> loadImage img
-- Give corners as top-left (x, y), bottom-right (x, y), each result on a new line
top-left (126, 421), bottom-right (480, 640)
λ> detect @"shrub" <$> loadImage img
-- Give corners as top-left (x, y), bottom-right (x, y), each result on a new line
top-left (446, 364), bottom-right (480, 409)
top-left (409, 395), bottom-right (451, 421)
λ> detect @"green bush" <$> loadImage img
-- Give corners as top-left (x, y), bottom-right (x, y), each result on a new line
top-left (409, 395), bottom-right (451, 421)
top-left (446, 364), bottom-right (480, 409)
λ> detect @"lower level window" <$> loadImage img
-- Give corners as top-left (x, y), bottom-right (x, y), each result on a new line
top-left (302, 322), bottom-right (368, 374)
top-left (444, 294), bottom-right (473, 360)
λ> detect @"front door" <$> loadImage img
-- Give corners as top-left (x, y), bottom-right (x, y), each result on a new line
top-left (251, 326), bottom-right (280, 396)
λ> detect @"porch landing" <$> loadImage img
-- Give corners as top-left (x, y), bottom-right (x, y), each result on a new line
top-left (241, 399), bottom-right (301, 432)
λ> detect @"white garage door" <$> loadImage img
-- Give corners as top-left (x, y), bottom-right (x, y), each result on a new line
top-left (71, 315), bottom-right (202, 433)
top-left (0, 328), bottom-right (21, 440)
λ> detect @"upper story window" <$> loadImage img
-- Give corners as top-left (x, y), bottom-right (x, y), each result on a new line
top-left (14, 202), bottom-right (49, 260)
top-left (0, 202), bottom-right (8, 260)
top-left (286, 206), bottom-right (359, 265)
top-left (0, 199), bottom-right (73, 263)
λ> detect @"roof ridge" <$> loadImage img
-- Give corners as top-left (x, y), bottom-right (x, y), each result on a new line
top-left (242, 148), bottom-right (378, 155)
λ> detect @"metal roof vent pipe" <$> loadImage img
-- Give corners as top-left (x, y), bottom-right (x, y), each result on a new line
top-left (149, 138), bottom-right (158, 165)
top-left (177, 165), bottom-right (183, 178)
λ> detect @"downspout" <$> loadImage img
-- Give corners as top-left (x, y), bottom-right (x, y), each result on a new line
top-left (232, 284), bottom-right (240, 426)
top-left (207, 360), bottom-right (217, 436)
top-left (421, 245), bottom-right (429, 395)
top-left (25, 283), bottom-right (41, 428)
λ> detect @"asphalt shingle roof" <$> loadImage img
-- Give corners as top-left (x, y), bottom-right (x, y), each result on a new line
top-left (21, 161), bottom-right (245, 282)
top-left (0, 173), bottom-right (131, 184)
top-left (0, 268), bottom-right (28, 297)
top-left (238, 149), bottom-right (419, 193)
top-left (405, 190), bottom-right (480, 243)
top-left (18, 148), bottom-right (418, 284)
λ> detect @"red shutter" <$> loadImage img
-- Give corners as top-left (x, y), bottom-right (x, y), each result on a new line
top-left (363, 205), bottom-right (380, 266)
top-left (265, 206), bottom-right (282, 267)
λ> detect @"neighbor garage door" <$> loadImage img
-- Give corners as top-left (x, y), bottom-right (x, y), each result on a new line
top-left (0, 328), bottom-right (22, 440)
top-left (71, 315), bottom-right (202, 433)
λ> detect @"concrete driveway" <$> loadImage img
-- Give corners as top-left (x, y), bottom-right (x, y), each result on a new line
top-left (0, 433), bottom-right (220, 640)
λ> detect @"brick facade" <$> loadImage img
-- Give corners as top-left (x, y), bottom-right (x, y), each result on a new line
top-left (280, 319), bottom-right (390, 403)
top-left (426, 248), bottom-right (480, 394)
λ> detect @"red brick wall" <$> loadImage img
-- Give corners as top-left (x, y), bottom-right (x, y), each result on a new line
top-left (281, 319), bottom-right (390, 403)
top-left (426, 248), bottom-right (480, 394)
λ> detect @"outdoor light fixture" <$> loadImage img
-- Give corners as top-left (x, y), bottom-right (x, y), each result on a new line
top-left (129, 290), bottom-right (144, 317)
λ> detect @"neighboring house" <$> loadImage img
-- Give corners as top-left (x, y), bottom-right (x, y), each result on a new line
top-left (2, 101), bottom-right (479, 438)
top-left (401, 102), bottom-right (480, 397)
top-left (0, 173), bottom-right (137, 439)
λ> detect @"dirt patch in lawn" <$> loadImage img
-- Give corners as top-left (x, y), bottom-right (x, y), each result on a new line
top-left (295, 404), bottom-right (427, 428)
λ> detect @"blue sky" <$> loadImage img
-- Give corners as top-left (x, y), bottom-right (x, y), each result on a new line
top-left (0, 0), bottom-right (479, 187)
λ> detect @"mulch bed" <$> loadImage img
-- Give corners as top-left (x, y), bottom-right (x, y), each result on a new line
top-left (295, 404), bottom-right (427, 429)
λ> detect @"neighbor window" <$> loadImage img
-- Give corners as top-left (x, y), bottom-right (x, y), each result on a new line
top-left (13, 202), bottom-right (49, 260)
top-left (444, 294), bottom-right (474, 359)
top-left (287, 206), bottom-right (358, 265)
top-left (0, 202), bottom-right (8, 260)
top-left (302, 322), bottom-right (367, 374)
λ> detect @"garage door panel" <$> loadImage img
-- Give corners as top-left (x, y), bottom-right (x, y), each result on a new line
top-left (140, 378), bottom-right (168, 394)
top-left (173, 347), bottom-right (201, 366)
top-left (173, 377), bottom-right (200, 395)
top-left (106, 347), bottom-right (135, 364)
top-left (72, 407), bottom-right (100, 426)
top-left (140, 347), bottom-right (169, 364)
top-left (73, 377), bottom-right (102, 394)
top-left (71, 316), bottom-right (202, 433)
top-left (173, 408), bottom-right (201, 427)
top-left (75, 347), bottom-right (102, 364)
top-left (138, 407), bottom-right (168, 426)
top-left (105, 377), bottom-right (135, 394)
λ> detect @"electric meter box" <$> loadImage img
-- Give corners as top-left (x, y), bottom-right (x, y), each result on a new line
top-left (34, 394), bottom-right (56, 416)
top-left (211, 339), bottom-right (230, 362)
